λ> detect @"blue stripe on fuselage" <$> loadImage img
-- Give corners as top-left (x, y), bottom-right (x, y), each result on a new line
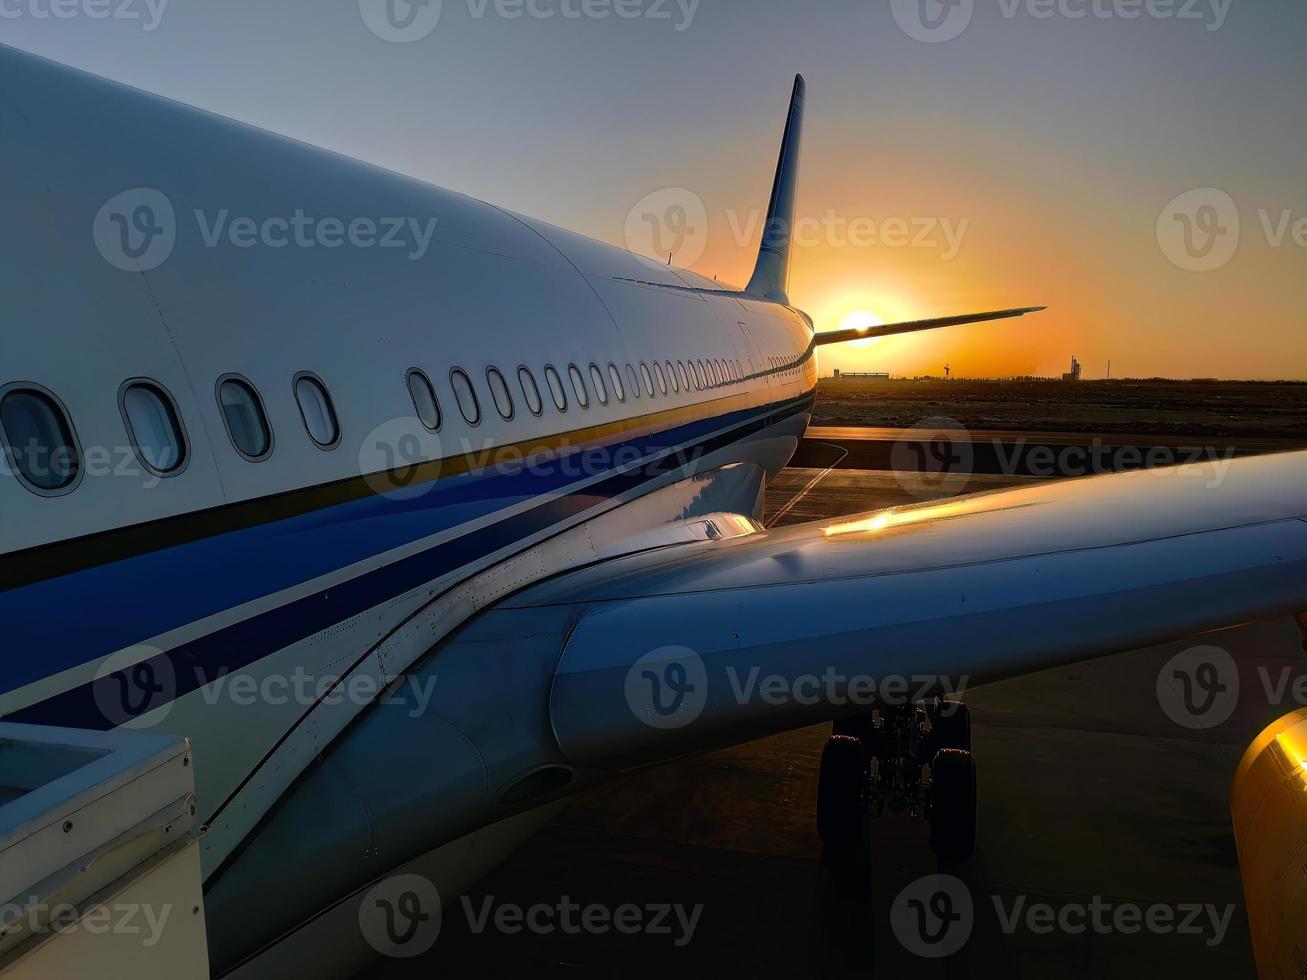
top-left (5, 395), bottom-right (811, 725)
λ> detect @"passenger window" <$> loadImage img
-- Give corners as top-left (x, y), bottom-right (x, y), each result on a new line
top-left (0, 386), bottom-right (80, 493)
top-left (545, 365), bottom-right (568, 411)
top-left (122, 381), bottom-right (188, 473)
top-left (519, 367), bottom-right (543, 416)
top-left (407, 369), bottom-right (442, 431)
top-left (451, 369), bottom-right (481, 424)
top-left (653, 362), bottom-right (668, 395)
top-left (626, 364), bottom-right (641, 399)
top-left (486, 367), bottom-right (514, 421)
top-left (590, 364), bottom-right (609, 405)
top-left (640, 363), bottom-right (655, 397)
top-left (695, 360), bottom-right (706, 388)
top-left (293, 374), bottom-right (340, 449)
top-left (217, 376), bottom-right (272, 460)
top-left (608, 363), bottom-right (625, 402)
top-left (676, 361), bottom-right (689, 391)
top-left (568, 364), bottom-right (590, 408)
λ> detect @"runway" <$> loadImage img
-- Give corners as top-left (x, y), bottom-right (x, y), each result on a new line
top-left (366, 447), bottom-right (1307, 978)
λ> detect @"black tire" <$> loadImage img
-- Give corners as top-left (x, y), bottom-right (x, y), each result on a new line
top-left (832, 713), bottom-right (875, 749)
top-left (931, 700), bottom-right (972, 752)
top-left (817, 735), bottom-right (868, 851)
top-left (930, 748), bottom-right (977, 863)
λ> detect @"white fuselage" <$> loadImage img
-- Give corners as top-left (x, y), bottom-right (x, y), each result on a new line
top-left (0, 45), bottom-right (817, 972)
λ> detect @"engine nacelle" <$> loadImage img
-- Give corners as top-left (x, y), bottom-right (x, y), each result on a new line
top-left (1232, 707), bottom-right (1307, 978)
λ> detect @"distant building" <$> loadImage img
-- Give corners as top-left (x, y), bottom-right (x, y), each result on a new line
top-left (831, 369), bottom-right (891, 383)
top-left (1062, 355), bottom-right (1083, 383)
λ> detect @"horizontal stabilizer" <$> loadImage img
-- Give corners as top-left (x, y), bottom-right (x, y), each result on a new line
top-left (814, 306), bottom-right (1046, 346)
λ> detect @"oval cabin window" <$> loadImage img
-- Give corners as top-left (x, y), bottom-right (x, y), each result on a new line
top-left (217, 377), bottom-right (272, 460)
top-left (294, 374), bottom-right (340, 448)
top-left (486, 367), bottom-right (514, 421)
top-left (407, 369), bottom-right (442, 431)
top-left (450, 369), bottom-right (481, 425)
top-left (0, 387), bottom-right (80, 493)
top-left (519, 367), bottom-right (543, 416)
top-left (122, 382), bottom-right (187, 474)
top-left (544, 365), bottom-right (568, 411)
top-left (589, 364), bottom-right (608, 405)
top-left (568, 365), bottom-right (590, 408)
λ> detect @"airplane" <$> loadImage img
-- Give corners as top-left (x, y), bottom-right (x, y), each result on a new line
top-left (2, 45), bottom-right (1306, 977)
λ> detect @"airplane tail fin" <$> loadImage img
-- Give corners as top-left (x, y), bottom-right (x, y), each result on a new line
top-left (745, 74), bottom-right (806, 304)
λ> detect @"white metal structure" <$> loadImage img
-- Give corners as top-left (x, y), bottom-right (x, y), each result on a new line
top-left (1, 47), bottom-right (1305, 976)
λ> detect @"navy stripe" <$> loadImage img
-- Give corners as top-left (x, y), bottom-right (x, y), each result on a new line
top-left (7, 395), bottom-right (812, 729)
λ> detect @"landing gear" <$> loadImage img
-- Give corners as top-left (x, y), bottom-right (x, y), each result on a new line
top-left (819, 700), bottom-right (978, 863)
top-left (817, 735), bottom-right (868, 851)
top-left (929, 748), bottom-right (977, 863)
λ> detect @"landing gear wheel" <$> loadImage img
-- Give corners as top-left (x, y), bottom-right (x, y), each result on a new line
top-left (931, 700), bottom-right (972, 752)
top-left (832, 713), bottom-right (875, 751)
top-left (817, 735), bottom-right (868, 851)
top-left (929, 748), bottom-right (977, 863)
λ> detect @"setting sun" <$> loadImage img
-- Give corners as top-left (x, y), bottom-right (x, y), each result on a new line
top-left (837, 310), bottom-right (885, 348)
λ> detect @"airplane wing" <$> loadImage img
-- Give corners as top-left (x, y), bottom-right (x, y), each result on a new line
top-left (813, 307), bottom-right (1047, 346)
top-left (496, 451), bottom-right (1307, 771)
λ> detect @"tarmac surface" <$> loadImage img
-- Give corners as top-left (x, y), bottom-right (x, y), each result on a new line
top-left (367, 436), bottom-right (1307, 978)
